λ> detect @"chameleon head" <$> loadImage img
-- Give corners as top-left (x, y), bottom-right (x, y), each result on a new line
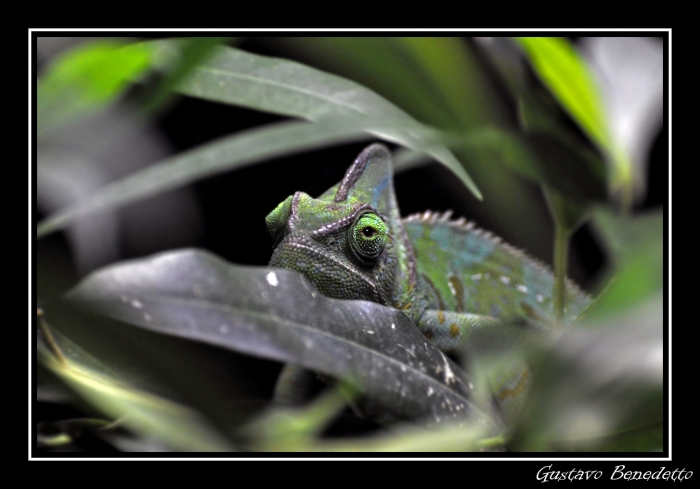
top-left (266, 144), bottom-right (416, 307)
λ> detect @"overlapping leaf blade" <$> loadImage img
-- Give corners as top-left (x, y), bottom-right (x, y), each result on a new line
top-left (36, 38), bottom-right (485, 240)
top-left (141, 39), bottom-right (480, 198)
top-left (37, 313), bottom-right (236, 451)
top-left (67, 249), bottom-right (500, 431)
top-left (36, 119), bottom-right (371, 238)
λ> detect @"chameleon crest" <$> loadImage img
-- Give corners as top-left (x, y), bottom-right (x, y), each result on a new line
top-left (267, 144), bottom-right (416, 314)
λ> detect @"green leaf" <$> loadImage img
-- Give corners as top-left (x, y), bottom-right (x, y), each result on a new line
top-left (515, 37), bottom-right (610, 153)
top-left (67, 249), bottom-right (501, 431)
top-left (37, 311), bottom-right (236, 452)
top-left (37, 41), bottom-right (151, 135)
top-left (527, 133), bottom-right (607, 205)
top-left (515, 37), bottom-right (633, 205)
top-left (140, 39), bottom-right (481, 199)
top-left (592, 208), bottom-right (664, 260)
top-left (476, 39), bottom-right (608, 208)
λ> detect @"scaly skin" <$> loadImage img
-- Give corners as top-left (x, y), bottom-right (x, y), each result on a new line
top-left (266, 143), bottom-right (590, 420)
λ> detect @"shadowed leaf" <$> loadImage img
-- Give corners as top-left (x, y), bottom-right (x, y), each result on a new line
top-left (67, 249), bottom-right (501, 431)
top-left (36, 119), bottom-right (372, 238)
top-left (515, 37), bottom-right (642, 206)
top-left (584, 209), bottom-right (663, 320)
top-left (515, 37), bottom-right (611, 154)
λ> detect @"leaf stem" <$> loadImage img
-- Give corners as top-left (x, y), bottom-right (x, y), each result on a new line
top-left (553, 217), bottom-right (569, 324)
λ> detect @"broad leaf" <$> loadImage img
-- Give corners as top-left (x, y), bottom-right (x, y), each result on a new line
top-left (67, 249), bottom-right (501, 431)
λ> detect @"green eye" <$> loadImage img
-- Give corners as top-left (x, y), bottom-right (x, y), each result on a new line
top-left (351, 213), bottom-right (387, 261)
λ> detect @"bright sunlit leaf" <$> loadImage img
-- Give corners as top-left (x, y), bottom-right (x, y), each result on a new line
top-left (515, 37), bottom-right (634, 205)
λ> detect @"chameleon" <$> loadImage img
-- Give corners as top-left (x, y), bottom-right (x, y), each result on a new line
top-left (265, 143), bottom-right (590, 421)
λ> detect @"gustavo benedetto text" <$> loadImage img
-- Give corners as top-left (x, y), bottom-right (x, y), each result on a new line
top-left (536, 465), bottom-right (693, 482)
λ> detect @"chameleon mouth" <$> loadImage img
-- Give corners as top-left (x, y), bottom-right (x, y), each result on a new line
top-left (270, 239), bottom-right (385, 304)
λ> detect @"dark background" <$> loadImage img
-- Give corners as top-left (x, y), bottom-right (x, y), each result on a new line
top-left (35, 36), bottom-right (667, 453)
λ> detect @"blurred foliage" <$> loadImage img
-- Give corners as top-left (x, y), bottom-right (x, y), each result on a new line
top-left (34, 36), bottom-right (665, 453)
top-left (37, 309), bottom-right (235, 451)
top-left (37, 41), bottom-right (151, 136)
top-left (514, 38), bottom-right (612, 155)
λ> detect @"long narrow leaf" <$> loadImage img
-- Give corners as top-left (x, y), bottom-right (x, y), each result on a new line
top-left (515, 37), bottom-right (611, 153)
top-left (515, 37), bottom-right (636, 205)
top-left (37, 119), bottom-right (370, 238)
top-left (140, 39), bottom-right (481, 198)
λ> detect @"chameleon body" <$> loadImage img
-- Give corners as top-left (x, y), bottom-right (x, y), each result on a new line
top-left (266, 144), bottom-right (590, 419)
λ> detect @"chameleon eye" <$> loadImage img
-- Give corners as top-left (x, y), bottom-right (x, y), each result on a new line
top-left (350, 213), bottom-right (387, 261)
